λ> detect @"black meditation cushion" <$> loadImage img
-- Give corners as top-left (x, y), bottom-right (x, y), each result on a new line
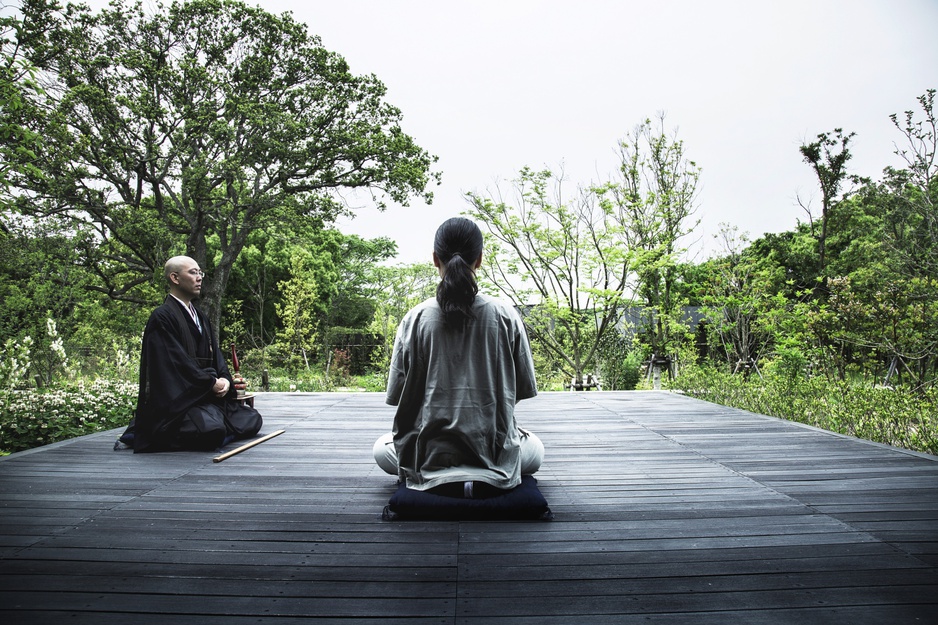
top-left (382, 475), bottom-right (552, 521)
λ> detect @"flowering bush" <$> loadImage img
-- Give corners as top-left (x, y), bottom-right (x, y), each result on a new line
top-left (0, 336), bottom-right (34, 390)
top-left (0, 379), bottom-right (137, 454)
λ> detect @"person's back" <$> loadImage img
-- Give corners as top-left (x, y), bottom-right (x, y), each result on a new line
top-left (374, 218), bottom-right (544, 497)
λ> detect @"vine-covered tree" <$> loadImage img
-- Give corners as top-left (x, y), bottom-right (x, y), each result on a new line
top-left (9, 0), bottom-right (439, 339)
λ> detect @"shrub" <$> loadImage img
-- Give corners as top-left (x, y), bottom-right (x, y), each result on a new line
top-left (668, 363), bottom-right (938, 455)
top-left (353, 372), bottom-right (387, 392)
top-left (0, 336), bottom-right (34, 390)
top-left (0, 380), bottom-right (137, 454)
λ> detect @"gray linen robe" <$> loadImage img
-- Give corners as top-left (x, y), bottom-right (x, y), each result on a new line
top-left (386, 294), bottom-right (537, 490)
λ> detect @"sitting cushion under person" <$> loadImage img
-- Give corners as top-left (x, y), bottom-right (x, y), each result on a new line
top-left (373, 217), bottom-right (545, 502)
top-left (116, 256), bottom-right (262, 452)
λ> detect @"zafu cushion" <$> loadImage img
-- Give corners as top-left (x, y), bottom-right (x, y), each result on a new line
top-left (382, 475), bottom-right (552, 521)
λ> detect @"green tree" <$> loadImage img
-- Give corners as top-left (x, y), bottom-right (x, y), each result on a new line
top-left (0, 214), bottom-right (145, 380)
top-left (323, 232), bottom-right (397, 331)
top-left (368, 261), bottom-right (438, 373)
top-left (222, 223), bottom-right (397, 377)
top-left (274, 248), bottom-right (333, 371)
top-left (316, 230), bottom-right (396, 375)
top-left (10, 0), bottom-right (439, 340)
top-left (224, 222), bottom-right (328, 354)
top-left (727, 92), bottom-right (938, 388)
top-left (0, 4), bottom-right (45, 202)
top-left (222, 226), bottom-right (296, 352)
top-left (798, 128), bottom-right (856, 280)
top-left (601, 114), bottom-right (701, 368)
top-left (467, 167), bottom-right (636, 387)
top-left (701, 225), bottom-right (779, 374)
top-left (883, 89), bottom-right (938, 280)
top-left (822, 90), bottom-right (938, 387)
top-left (747, 226), bottom-right (819, 299)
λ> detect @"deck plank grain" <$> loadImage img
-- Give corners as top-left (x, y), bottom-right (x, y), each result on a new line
top-left (1, 390), bottom-right (936, 624)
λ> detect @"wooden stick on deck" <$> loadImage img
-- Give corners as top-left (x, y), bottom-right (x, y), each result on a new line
top-left (212, 429), bottom-right (285, 463)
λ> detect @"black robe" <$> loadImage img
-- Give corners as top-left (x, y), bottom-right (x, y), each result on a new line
top-left (120, 296), bottom-right (262, 452)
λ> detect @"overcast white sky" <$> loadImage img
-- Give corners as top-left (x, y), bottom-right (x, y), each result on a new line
top-left (86, 0), bottom-right (938, 264)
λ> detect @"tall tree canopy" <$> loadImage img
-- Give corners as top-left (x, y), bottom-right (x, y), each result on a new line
top-left (0, 5), bottom-right (44, 205)
top-left (8, 0), bottom-right (439, 336)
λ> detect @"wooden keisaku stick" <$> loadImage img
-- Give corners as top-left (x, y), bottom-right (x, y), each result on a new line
top-left (212, 429), bottom-right (285, 463)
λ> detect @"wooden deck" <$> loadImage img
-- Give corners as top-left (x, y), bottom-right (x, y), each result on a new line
top-left (1, 391), bottom-right (937, 624)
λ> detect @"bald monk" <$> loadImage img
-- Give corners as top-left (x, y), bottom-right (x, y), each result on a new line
top-left (115, 256), bottom-right (262, 452)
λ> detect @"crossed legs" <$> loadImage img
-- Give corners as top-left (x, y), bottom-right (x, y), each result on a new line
top-left (373, 428), bottom-right (544, 477)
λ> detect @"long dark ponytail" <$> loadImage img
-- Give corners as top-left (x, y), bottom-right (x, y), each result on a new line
top-left (434, 217), bottom-right (483, 326)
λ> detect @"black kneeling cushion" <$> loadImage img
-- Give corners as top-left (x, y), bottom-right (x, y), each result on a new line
top-left (382, 475), bottom-right (552, 521)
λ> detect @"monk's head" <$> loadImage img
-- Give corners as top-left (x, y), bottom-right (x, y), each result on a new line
top-left (164, 256), bottom-right (203, 302)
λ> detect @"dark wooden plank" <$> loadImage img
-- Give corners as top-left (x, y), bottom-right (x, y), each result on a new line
top-left (450, 605), bottom-right (937, 625)
top-left (1, 591), bottom-right (455, 618)
top-left (455, 586), bottom-right (937, 618)
top-left (2, 614), bottom-right (446, 625)
top-left (455, 569), bottom-right (938, 596)
top-left (1, 390), bottom-right (936, 625)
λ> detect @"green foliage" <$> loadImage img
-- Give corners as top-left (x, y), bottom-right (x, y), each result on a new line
top-left (367, 262), bottom-right (438, 372)
top-left (603, 113), bottom-right (701, 360)
top-left (324, 233), bottom-right (397, 330)
top-left (603, 350), bottom-right (643, 391)
top-left (10, 0), bottom-right (438, 337)
top-left (885, 88), bottom-right (937, 279)
top-left (697, 225), bottom-right (779, 367)
top-left (668, 363), bottom-right (938, 456)
top-left (799, 128), bottom-right (857, 276)
top-left (737, 91), bottom-right (938, 390)
top-left (466, 166), bottom-right (637, 385)
top-left (0, 216), bottom-right (113, 359)
top-left (274, 249), bottom-right (326, 370)
top-left (0, 316), bottom-right (72, 388)
top-left (596, 328), bottom-right (642, 390)
top-left (222, 225), bottom-right (397, 377)
top-left (1, 314), bottom-right (142, 392)
top-left (0, 380), bottom-right (137, 454)
top-left (32, 316), bottom-right (71, 385)
top-left (0, 9), bottom-right (47, 196)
